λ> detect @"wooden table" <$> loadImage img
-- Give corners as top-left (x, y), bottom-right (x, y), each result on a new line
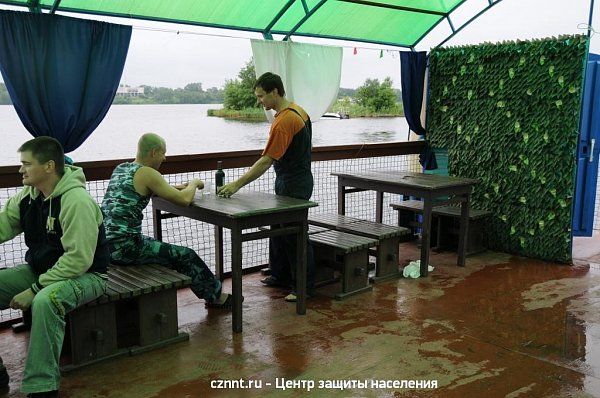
top-left (332, 170), bottom-right (479, 277)
top-left (152, 191), bottom-right (317, 333)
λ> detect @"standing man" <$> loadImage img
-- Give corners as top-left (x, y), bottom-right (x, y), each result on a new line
top-left (101, 133), bottom-right (232, 308)
top-left (218, 72), bottom-right (315, 302)
top-left (0, 136), bottom-right (110, 397)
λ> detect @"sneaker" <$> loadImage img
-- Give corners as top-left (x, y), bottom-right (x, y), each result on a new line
top-left (284, 292), bottom-right (297, 302)
top-left (0, 366), bottom-right (8, 389)
top-left (205, 294), bottom-right (244, 309)
top-left (260, 276), bottom-right (292, 288)
top-left (284, 290), bottom-right (315, 302)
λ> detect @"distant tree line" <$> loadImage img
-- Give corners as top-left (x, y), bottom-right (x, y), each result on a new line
top-left (337, 86), bottom-right (402, 103)
top-left (0, 82), bottom-right (226, 105)
top-left (0, 69), bottom-right (402, 109)
top-left (113, 83), bottom-right (224, 104)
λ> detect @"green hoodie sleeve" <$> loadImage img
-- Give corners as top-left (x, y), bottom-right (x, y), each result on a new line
top-left (38, 188), bottom-right (103, 286)
top-left (0, 188), bottom-right (26, 243)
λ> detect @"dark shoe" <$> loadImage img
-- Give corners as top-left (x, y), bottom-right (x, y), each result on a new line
top-left (0, 365), bottom-right (8, 389)
top-left (205, 294), bottom-right (243, 309)
top-left (260, 276), bottom-right (291, 288)
top-left (27, 391), bottom-right (59, 398)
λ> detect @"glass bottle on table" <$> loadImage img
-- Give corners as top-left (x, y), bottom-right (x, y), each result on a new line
top-left (215, 160), bottom-right (225, 194)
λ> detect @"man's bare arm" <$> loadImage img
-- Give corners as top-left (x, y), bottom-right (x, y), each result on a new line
top-left (135, 167), bottom-right (203, 206)
top-left (217, 155), bottom-right (273, 198)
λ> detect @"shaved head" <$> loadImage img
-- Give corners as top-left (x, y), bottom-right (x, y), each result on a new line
top-left (137, 133), bottom-right (165, 158)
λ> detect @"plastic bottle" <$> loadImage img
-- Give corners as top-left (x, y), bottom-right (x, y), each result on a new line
top-left (215, 160), bottom-right (225, 194)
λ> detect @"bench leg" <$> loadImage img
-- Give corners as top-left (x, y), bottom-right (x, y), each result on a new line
top-left (439, 218), bottom-right (487, 256)
top-left (397, 209), bottom-right (418, 239)
top-left (312, 245), bottom-right (338, 286)
top-left (336, 250), bottom-right (373, 300)
top-left (113, 289), bottom-right (189, 357)
top-left (436, 215), bottom-right (454, 249)
top-left (61, 302), bottom-right (126, 372)
top-left (136, 289), bottom-right (185, 348)
top-left (370, 237), bottom-right (401, 283)
top-left (466, 220), bottom-right (487, 255)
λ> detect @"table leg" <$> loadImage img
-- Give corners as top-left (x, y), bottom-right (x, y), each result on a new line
top-left (375, 191), bottom-right (384, 223)
top-left (231, 228), bottom-right (243, 333)
top-left (214, 226), bottom-right (224, 281)
top-left (338, 183), bottom-right (345, 215)
top-left (420, 200), bottom-right (433, 277)
top-left (457, 194), bottom-right (470, 267)
top-left (296, 220), bottom-right (307, 315)
top-left (152, 208), bottom-right (163, 241)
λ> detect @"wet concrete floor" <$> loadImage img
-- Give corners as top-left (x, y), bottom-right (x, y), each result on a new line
top-left (2, 239), bottom-right (600, 398)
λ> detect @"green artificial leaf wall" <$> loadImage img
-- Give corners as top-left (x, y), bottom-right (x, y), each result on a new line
top-left (427, 35), bottom-right (588, 262)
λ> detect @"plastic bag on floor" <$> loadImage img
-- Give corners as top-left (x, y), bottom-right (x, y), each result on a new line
top-left (402, 260), bottom-right (434, 278)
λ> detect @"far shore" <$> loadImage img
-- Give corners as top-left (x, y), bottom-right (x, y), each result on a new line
top-left (207, 105), bottom-right (404, 121)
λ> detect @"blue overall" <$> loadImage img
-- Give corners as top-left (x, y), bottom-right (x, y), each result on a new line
top-left (269, 108), bottom-right (315, 291)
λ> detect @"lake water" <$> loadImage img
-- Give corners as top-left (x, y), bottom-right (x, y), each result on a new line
top-left (0, 104), bottom-right (409, 165)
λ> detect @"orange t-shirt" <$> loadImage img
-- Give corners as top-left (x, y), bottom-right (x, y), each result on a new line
top-left (262, 103), bottom-right (309, 160)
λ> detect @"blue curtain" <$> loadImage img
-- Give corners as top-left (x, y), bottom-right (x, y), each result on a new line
top-left (400, 51), bottom-right (437, 170)
top-left (0, 10), bottom-right (131, 153)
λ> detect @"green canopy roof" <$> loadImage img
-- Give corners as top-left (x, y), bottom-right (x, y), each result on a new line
top-left (0, 0), bottom-right (501, 48)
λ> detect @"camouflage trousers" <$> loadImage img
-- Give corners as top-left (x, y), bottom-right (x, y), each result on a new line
top-left (109, 235), bottom-right (221, 302)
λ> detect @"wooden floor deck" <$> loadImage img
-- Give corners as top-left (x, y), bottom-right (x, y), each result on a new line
top-left (2, 239), bottom-right (600, 398)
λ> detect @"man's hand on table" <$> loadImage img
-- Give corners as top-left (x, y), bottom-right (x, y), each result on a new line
top-left (217, 181), bottom-right (242, 198)
top-left (174, 178), bottom-right (204, 191)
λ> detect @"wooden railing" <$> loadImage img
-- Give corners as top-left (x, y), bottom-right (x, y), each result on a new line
top-left (0, 141), bottom-right (425, 187)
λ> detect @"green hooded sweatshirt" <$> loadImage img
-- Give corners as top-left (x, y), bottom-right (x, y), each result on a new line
top-left (0, 165), bottom-right (109, 291)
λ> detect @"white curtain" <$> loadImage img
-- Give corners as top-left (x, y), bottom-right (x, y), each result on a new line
top-left (251, 39), bottom-right (343, 122)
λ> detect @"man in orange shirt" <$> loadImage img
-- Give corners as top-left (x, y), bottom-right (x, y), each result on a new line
top-left (218, 72), bottom-right (314, 301)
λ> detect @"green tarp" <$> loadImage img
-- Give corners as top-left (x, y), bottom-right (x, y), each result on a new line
top-left (1, 0), bottom-right (468, 47)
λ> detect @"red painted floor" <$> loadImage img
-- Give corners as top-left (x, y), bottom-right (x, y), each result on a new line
top-left (2, 237), bottom-right (600, 398)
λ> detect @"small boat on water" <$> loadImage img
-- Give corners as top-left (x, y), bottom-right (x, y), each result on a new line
top-left (322, 112), bottom-right (350, 119)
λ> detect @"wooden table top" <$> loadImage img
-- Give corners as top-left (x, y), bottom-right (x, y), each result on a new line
top-left (332, 170), bottom-right (479, 190)
top-left (188, 191), bottom-right (318, 218)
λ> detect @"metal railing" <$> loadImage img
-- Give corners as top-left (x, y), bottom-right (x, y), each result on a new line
top-left (0, 141), bottom-right (424, 325)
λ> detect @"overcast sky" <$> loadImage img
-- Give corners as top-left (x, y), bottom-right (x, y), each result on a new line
top-left (1, 0), bottom-right (599, 89)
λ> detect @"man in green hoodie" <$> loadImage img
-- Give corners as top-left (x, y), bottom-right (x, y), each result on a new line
top-left (0, 136), bottom-right (110, 398)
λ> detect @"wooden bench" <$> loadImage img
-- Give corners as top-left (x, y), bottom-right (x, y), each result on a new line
top-left (61, 264), bottom-right (191, 371)
top-left (390, 200), bottom-right (492, 255)
top-left (308, 213), bottom-right (411, 282)
top-left (309, 229), bottom-right (378, 300)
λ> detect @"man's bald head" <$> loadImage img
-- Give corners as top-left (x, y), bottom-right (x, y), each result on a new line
top-left (137, 133), bottom-right (166, 158)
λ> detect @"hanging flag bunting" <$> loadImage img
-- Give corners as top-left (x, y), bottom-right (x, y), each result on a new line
top-left (353, 47), bottom-right (357, 55)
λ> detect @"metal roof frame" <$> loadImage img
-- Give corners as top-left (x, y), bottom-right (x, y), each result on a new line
top-left (0, 0), bottom-right (522, 50)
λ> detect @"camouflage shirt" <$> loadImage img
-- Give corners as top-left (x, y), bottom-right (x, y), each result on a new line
top-left (101, 162), bottom-right (150, 243)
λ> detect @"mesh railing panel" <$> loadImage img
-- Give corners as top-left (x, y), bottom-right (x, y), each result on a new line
top-left (0, 154), bottom-right (420, 322)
